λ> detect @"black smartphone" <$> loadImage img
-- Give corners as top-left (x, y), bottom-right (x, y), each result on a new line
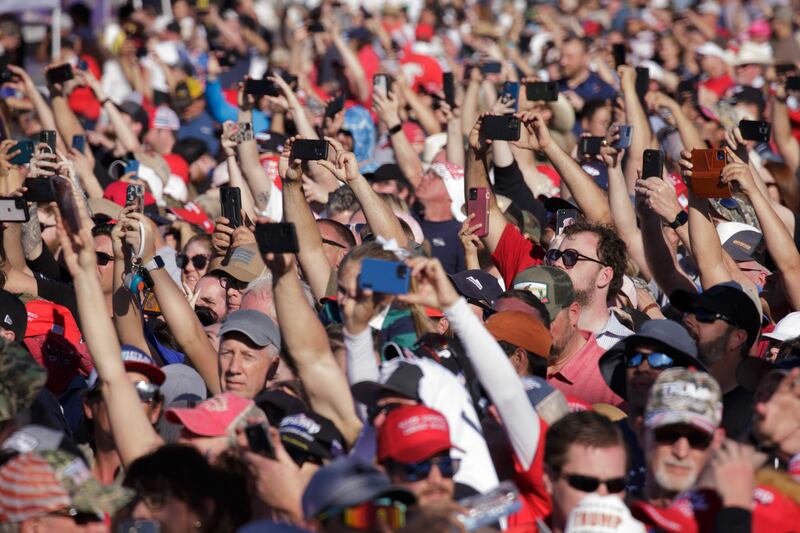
top-left (786, 76), bottom-right (800, 91)
top-left (443, 72), bottom-right (455, 107)
top-left (245, 78), bottom-right (279, 97)
top-left (308, 21), bottom-right (325, 33)
top-left (45, 63), bottom-right (74, 85)
top-left (525, 81), bottom-right (558, 102)
top-left (280, 71), bottom-right (298, 88)
top-left (635, 67), bottom-right (649, 103)
top-left (255, 222), bottom-right (300, 254)
top-left (24, 178), bottom-right (56, 202)
top-left (556, 208), bottom-right (579, 235)
top-left (219, 186), bottom-right (243, 228)
top-left (290, 139), bottom-right (329, 160)
top-left (739, 120), bottom-right (771, 143)
top-left (9, 141), bottom-right (35, 165)
top-left (642, 149), bottom-right (664, 179)
top-left (613, 125), bottom-right (633, 149)
top-left (612, 43), bottom-right (626, 68)
top-left (480, 115), bottom-right (521, 141)
top-left (39, 130), bottom-right (56, 153)
top-left (71, 134), bottom-right (86, 153)
top-left (481, 61), bottom-right (502, 74)
top-left (579, 136), bottom-right (604, 156)
top-left (52, 176), bottom-right (82, 233)
top-left (324, 94), bottom-right (345, 118)
top-left (0, 197), bottom-right (29, 223)
top-left (245, 423), bottom-right (275, 459)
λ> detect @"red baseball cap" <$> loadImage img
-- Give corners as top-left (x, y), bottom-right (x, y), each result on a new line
top-left (25, 300), bottom-right (84, 349)
top-left (163, 153), bottom-right (189, 184)
top-left (165, 392), bottom-right (262, 437)
top-left (169, 202), bottom-right (214, 234)
top-left (24, 334), bottom-right (89, 394)
top-left (377, 405), bottom-right (456, 463)
top-left (103, 180), bottom-right (157, 207)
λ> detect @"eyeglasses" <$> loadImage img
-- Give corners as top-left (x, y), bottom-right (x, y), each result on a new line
top-left (654, 426), bottom-right (713, 449)
top-left (560, 472), bottom-right (627, 494)
top-left (134, 381), bottom-right (161, 403)
top-left (220, 276), bottom-right (246, 291)
top-left (366, 402), bottom-right (403, 425)
top-left (317, 498), bottom-right (407, 530)
top-left (387, 455), bottom-right (460, 482)
top-left (691, 308), bottom-right (732, 325)
top-left (176, 253), bottom-right (209, 270)
top-left (626, 351), bottom-right (675, 370)
top-left (95, 252), bottom-right (114, 266)
top-left (545, 248), bottom-right (607, 268)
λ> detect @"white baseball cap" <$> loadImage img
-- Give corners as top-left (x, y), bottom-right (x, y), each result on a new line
top-left (763, 312), bottom-right (800, 343)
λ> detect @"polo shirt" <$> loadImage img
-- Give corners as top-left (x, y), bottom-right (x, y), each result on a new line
top-left (596, 311), bottom-right (634, 351)
top-left (490, 223), bottom-right (545, 287)
top-left (548, 331), bottom-right (624, 406)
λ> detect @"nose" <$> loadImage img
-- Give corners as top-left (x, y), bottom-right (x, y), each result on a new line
top-left (596, 481), bottom-right (610, 496)
top-left (672, 436), bottom-right (691, 459)
top-left (428, 464), bottom-right (444, 483)
top-left (227, 352), bottom-right (243, 374)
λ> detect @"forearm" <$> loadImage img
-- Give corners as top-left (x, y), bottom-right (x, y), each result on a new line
top-left (21, 205), bottom-right (43, 262)
top-left (491, 140), bottom-right (514, 168)
top-left (770, 99), bottom-right (799, 173)
top-left (687, 194), bottom-right (731, 288)
top-left (673, 106), bottom-right (704, 151)
top-left (236, 136), bottom-right (272, 211)
top-left (111, 259), bottom-right (151, 355)
top-left (608, 169), bottom-right (651, 279)
top-left (466, 149), bottom-right (507, 252)
top-left (270, 111), bottom-right (286, 135)
top-left (332, 36), bottom-right (369, 103)
top-left (102, 100), bottom-right (142, 153)
top-left (640, 213), bottom-right (697, 295)
top-left (343, 326), bottom-right (379, 386)
top-left (389, 127), bottom-right (424, 189)
top-left (150, 268), bottom-right (221, 393)
top-left (51, 95), bottom-right (86, 147)
top-left (287, 97), bottom-right (318, 139)
top-left (282, 181), bottom-right (331, 300)
top-left (461, 81), bottom-right (481, 137)
top-left (446, 117), bottom-right (465, 167)
top-left (3, 224), bottom-right (31, 274)
top-left (349, 177), bottom-right (408, 246)
top-left (403, 88), bottom-right (441, 134)
top-left (543, 144), bottom-right (612, 223)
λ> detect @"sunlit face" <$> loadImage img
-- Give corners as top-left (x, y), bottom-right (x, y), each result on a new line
top-left (549, 307), bottom-right (573, 361)
top-left (130, 492), bottom-right (203, 533)
top-left (180, 240), bottom-right (211, 292)
top-left (554, 232), bottom-right (605, 305)
top-left (94, 234), bottom-right (114, 295)
top-left (195, 275), bottom-right (227, 323)
top-left (559, 40), bottom-right (587, 80)
top-left (583, 106), bottom-right (612, 137)
top-left (644, 424), bottom-right (717, 494)
top-left (387, 453), bottom-right (455, 507)
top-left (414, 169), bottom-right (448, 202)
top-left (218, 332), bottom-right (278, 399)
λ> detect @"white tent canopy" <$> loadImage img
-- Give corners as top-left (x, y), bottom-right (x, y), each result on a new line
top-left (0, 0), bottom-right (60, 13)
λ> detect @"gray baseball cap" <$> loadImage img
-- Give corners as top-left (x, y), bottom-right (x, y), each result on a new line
top-left (219, 310), bottom-right (281, 349)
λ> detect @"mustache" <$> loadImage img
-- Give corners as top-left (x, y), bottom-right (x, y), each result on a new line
top-left (419, 483), bottom-right (451, 497)
top-left (662, 458), bottom-right (695, 470)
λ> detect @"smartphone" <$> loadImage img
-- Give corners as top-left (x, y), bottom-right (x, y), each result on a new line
top-left (739, 119), bottom-right (771, 143)
top-left (308, 21), bottom-right (325, 33)
top-left (255, 222), bottom-right (300, 254)
top-left (500, 81), bottom-right (520, 110)
top-left (613, 125), bottom-right (633, 149)
top-left (0, 197), bottom-right (29, 222)
top-left (579, 136), bottom-right (604, 157)
top-left (373, 74), bottom-right (390, 99)
top-left (124, 159), bottom-right (140, 178)
top-left (324, 94), bottom-right (345, 118)
top-left (280, 71), bottom-right (298, 89)
top-left (455, 481), bottom-right (521, 531)
top-left (115, 520), bottom-right (161, 533)
top-left (480, 115), bottom-right (521, 141)
top-left (52, 176), bottom-right (82, 233)
top-left (677, 80), bottom-right (695, 95)
top-left (358, 258), bottom-right (411, 295)
top-left (481, 61), bottom-right (502, 74)
top-left (556, 208), bottom-right (579, 235)
top-left (467, 187), bottom-right (489, 238)
top-left (443, 72), bottom-right (455, 107)
top-left (9, 141), bottom-right (35, 165)
top-left (525, 81), bottom-right (558, 102)
top-left (244, 78), bottom-right (279, 97)
top-left (39, 130), bottom-right (56, 153)
top-left (290, 139), bottom-right (329, 160)
top-left (24, 178), bottom-right (56, 202)
top-left (219, 186), bottom-right (243, 228)
top-left (245, 423), bottom-right (275, 459)
top-left (786, 76), bottom-right (800, 91)
top-left (635, 67), bottom-right (649, 103)
top-left (642, 149), bottom-right (664, 179)
top-left (689, 149), bottom-right (730, 198)
top-left (45, 63), bottom-right (74, 85)
top-left (71, 134), bottom-right (86, 153)
top-left (612, 43), bottom-right (626, 68)
top-left (126, 184), bottom-right (145, 214)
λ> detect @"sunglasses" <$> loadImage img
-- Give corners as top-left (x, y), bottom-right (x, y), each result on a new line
top-left (317, 498), bottom-right (407, 530)
top-left (286, 445), bottom-right (324, 468)
top-left (626, 351), bottom-right (675, 370)
top-left (545, 248), bottom-right (607, 268)
top-left (387, 455), bottom-right (460, 482)
top-left (134, 381), bottom-right (161, 403)
top-left (95, 252), bottom-right (114, 266)
top-left (654, 426), bottom-right (713, 449)
top-left (50, 509), bottom-right (103, 524)
top-left (561, 472), bottom-right (627, 494)
top-left (691, 308), bottom-right (732, 325)
top-left (220, 276), bottom-right (247, 291)
top-left (366, 402), bottom-right (403, 425)
top-left (176, 253), bottom-right (209, 270)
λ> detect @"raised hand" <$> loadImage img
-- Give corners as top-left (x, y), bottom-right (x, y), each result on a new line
top-left (467, 113), bottom-right (492, 156)
top-left (513, 111), bottom-right (552, 152)
top-left (396, 257), bottom-right (461, 311)
top-left (720, 148), bottom-right (757, 196)
top-left (212, 216), bottom-right (235, 256)
top-left (634, 176), bottom-right (684, 223)
top-left (372, 88), bottom-right (402, 129)
top-left (221, 121), bottom-right (238, 158)
top-left (279, 136), bottom-right (304, 183)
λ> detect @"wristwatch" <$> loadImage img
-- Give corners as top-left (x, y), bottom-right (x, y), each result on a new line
top-left (143, 255), bottom-right (165, 272)
top-left (668, 210), bottom-right (688, 229)
top-left (388, 123), bottom-right (403, 136)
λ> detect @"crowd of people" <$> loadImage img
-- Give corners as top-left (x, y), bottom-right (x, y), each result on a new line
top-left (1, 0), bottom-right (800, 531)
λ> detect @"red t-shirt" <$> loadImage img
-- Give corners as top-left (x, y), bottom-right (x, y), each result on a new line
top-left (68, 55), bottom-right (102, 121)
top-left (506, 418), bottom-right (551, 532)
top-left (490, 223), bottom-right (545, 287)
top-left (548, 332), bottom-right (624, 406)
top-left (699, 73), bottom-right (734, 98)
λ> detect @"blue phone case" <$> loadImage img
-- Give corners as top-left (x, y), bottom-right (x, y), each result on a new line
top-left (613, 125), bottom-right (633, 149)
top-left (358, 258), bottom-right (411, 295)
top-left (9, 141), bottom-right (34, 165)
top-left (501, 82), bottom-right (520, 110)
top-left (125, 160), bottom-right (140, 175)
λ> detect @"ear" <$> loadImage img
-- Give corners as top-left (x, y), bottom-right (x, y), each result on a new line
top-left (83, 397), bottom-right (94, 421)
top-left (510, 349), bottom-right (526, 375)
top-left (543, 465), bottom-right (555, 496)
top-left (568, 301), bottom-right (581, 328)
top-left (710, 428), bottom-right (726, 450)
top-left (149, 400), bottom-right (163, 425)
top-left (596, 265), bottom-right (614, 290)
top-left (266, 356), bottom-right (280, 383)
top-left (727, 328), bottom-right (748, 353)
top-left (437, 317), bottom-right (450, 335)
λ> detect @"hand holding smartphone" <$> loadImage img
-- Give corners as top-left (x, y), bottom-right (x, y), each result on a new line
top-left (245, 423), bottom-right (276, 459)
top-left (289, 139), bottom-right (329, 161)
top-left (220, 186), bottom-right (243, 228)
top-left (358, 258), bottom-right (411, 295)
top-left (467, 187), bottom-right (489, 238)
top-left (480, 115), bottom-right (521, 141)
top-left (255, 222), bottom-right (300, 254)
top-left (642, 149), bottom-right (664, 179)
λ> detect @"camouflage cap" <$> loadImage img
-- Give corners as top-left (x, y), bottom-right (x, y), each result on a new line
top-left (709, 196), bottom-right (761, 229)
top-left (511, 265), bottom-right (576, 320)
top-left (645, 368), bottom-right (722, 435)
top-left (0, 339), bottom-right (47, 422)
top-left (0, 450), bottom-right (133, 523)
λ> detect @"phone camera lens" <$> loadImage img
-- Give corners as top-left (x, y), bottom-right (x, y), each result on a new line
top-left (397, 266), bottom-right (408, 278)
top-left (716, 151), bottom-right (725, 161)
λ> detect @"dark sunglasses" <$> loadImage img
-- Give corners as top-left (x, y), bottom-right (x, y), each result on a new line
top-left (387, 455), bottom-right (460, 482)
top-left (545, 248), bottom-right (607, 268)
top-left (50, 509), bottom-right (103, 524)
top-left (626, 351), bottom-right (675, 370)
top-left (285, 445), bottom-right (324, 467)
top-left (220, 276), bottom-right (247, 290)
top-left (654, 426), bottom-right (713, 449)
top-left (95, 252), bottom-right (114, 266)
top-left (561, 472), bottom-right (627, 494)
top-left (366, 402), bottom-right (403, 425)
top-left (691, 308), bottom-right (732, 325)
top-left (176, 253), bottom-right (209, 270)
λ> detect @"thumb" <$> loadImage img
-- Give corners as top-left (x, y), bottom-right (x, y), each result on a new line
top-left (724, 146), bottom-right (743, 164)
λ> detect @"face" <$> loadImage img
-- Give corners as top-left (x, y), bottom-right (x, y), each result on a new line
top-left (735, 63), bottom-right (763, 85)
top-left (559, 40), bottom-right (588, 80)
top-left (130, 489), bottom-right (205, 533)
top-left (180, 241), bottom-right (211, 292)
top-left (682, 313), bottom-right (732, 368)
top-left (414, 169), bottom-right (448, 203)
top-left (753, 370), bottom-right (800, 454)
top-left (94, 234), bottom-right (114, 294)
top-left (143, 128), bottom-right (173, 153)
top-left (194, 275), bottom-right (227, 323)
top-left (584, 106), bottom-right (612, 137)
top-left (387, 453), bottom-right (456, 508)
top-left (190, 155), bottom-right (216, 184)
top-left (555, 232), bottom-right (607, 306)
top-left (222, 276), bottom-right (247, 313)
top-left (85, 372), bottom-right (161, 440)
top-left (700, 54), bottom-right (726, 78)
top-left (204, 322), bottom-right (221, 352)
top-left (645, 424), bottom-right (718, 494)
top-left (218, 332), bottom-right (278, 399)
top-left (548, 444), bottom-right (628, 528)
top-left (319, 222), bottom-right (350, 269)
top-left (625, 345), bottom-right (673, 411)
top-left (549, 307), bottom-right (575, 362)
top-left (737, 260), bottom-right (768, 290)
top-left (22, 514), bottom-right (106, 533)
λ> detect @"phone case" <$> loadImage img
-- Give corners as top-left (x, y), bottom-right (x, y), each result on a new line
top-left (690, 149), bottom-right (730, 198)
top-left (220, 186), bottom-right (243, 228)
top-left (39, 131), bottom-right (56, 153)
top-left (255, 222), bottom-right (300, 254)
top-left (579, 137), bottom-right (604, 156)
top-left (358, 258), bottom-right (411, 295)
top-left (635, 67), bottom-right (649, 102)
top-left (290, 140), bottom-right (329, 161)
top-left (245, 79), bottom-right (278, 97)
top-left (9, 141), bottom-right (34, 165)
top-left (443, 72), bottom-right (455, 107)
top-left (525, 82), bottom-right (558, 102)
top-left (245, 423), bottom-right (275, 458)
top-left (467, 187), bottom-right (489, 238)
top-left (642, 149), bottom-right (664, 179)
top-left (613, 126), bottom-right (633, 149)
top-left (0, 197), bottom-right (29, 222)
top-left (739, 120), bottom-right (771, 143)
top-left (612, 44), bottom-right (626, 67)
top-left (501, 82), bottom-right (520, 110)
top-left (481, 62), bottom-right (502, 74)
top-left (126, 184), bottom-right (145, 213)
top-left (481, 115), bottom-right (521, 141)
top-left (24, 178), bottom-right (56, 203)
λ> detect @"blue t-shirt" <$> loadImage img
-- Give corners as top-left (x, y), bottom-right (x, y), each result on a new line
top-left (413, 215), bottom-right (466, 275)
top-left (178, 111), bottom-right (218, 157)
top-left (559, 73), bottom-right (617, 136)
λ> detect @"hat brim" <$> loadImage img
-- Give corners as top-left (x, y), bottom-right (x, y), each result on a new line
top-left (124, 361), bottom-right (166, 386)
top-left (351, 381), bottom-right (415, 407)
top-left (165, 406), bottom-right (227, 437)
top-left (645, 411), bottom-right (717, 434)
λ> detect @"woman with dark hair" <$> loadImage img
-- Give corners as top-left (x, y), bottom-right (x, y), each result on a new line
top-left (119, 444), bottom-right (251, 533)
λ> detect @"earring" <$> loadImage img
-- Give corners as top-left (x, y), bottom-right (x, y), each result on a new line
top-left (194, 520), bottom-right (202, 529)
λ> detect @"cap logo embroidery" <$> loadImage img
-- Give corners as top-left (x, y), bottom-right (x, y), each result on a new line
top-left (732, 239), bottom-right (752, 251)
top-left (204, 396), bottom-right (229, 412)
top-left (661, 382), bottom-right (712, 401)
top-left (570, 511), bottom-right (622, 528)
top-left (514, 281), bottom-right (549, 303)
top-left (61, 457), bottom-right (91, 485)
top-left (3, 314), bottom-right (11, 326)
top-left (282, 415), bottom-right (321, 435)
top-left (465, 276), bottom-right (483, 291)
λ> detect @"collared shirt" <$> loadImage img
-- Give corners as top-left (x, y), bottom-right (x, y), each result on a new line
top-left (596, 311), bottom-right (634, 351)
top-left (548, 331), bottom-right (624, 406)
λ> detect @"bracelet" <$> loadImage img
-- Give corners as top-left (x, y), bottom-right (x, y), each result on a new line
top-left (642, 303), bottom-right (660, 314)
top-left (388, 123), bottom-right (403, 136)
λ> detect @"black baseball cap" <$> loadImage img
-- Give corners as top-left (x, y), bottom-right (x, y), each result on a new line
top-left (117, 101), bottom-right (149, 135)
top-left (351, 362), bottom-right (423, 407)
top-left (279, 411), bottom-right (345, 463)
top-left (448, 270), bottom-right (503, 308)
top-left (0, 290), bottom-right (27, 342)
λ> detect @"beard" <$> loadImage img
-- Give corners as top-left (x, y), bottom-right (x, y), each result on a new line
top-left (698, 330), bottom-right (730, 368)
top-left (653, 458), bottom-right (700, 494)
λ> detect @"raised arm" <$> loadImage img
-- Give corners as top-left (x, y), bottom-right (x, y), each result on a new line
top-left (220, 121), bottom-right (257, 221)
top-left (328, 21), bottom-right (370, 104)
top-left (80, 69), bottom-right (142, 154)
top-left (5, 66), bottom-right (61, 149)
top-left (373, 87), bottom-right (423, 189)
top-left (618, 66), bottom-right (651, 193)
top-left (264, 248), bottom-right (362, 446)
top-left (649, 91), bottom-right (704, 151)
top-left (770, 90), bottom-right (800, 174)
